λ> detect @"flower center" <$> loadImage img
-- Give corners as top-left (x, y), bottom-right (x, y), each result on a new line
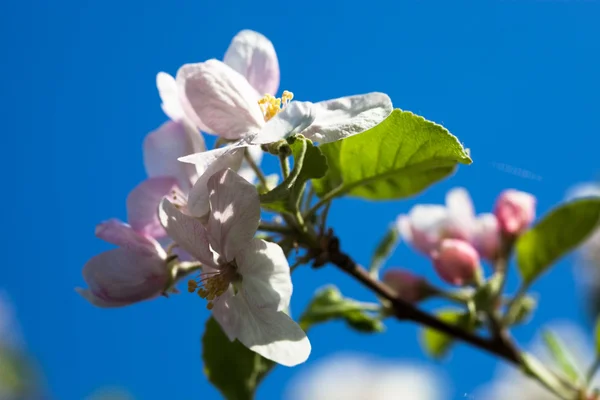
top-left (187, 262), bottom-right (240, 310)
top-left (258, 90), bottom-right (294, 122)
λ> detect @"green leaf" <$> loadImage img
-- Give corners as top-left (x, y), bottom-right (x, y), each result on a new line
top-left (516, 198), bottom-right (600, 285)
top-left (505, 295), bottom-right (537, 326)
top-left (369, 225), bottom-right (400, 277)
top-left (300, 286), bottom-right (384, 333)
top-left (542, 330), bottom-right (584, 384)
top-left (312, 109), bottom-right (471, 200)
top-left (202, 317), bottom-right (275, 400)
top-left (420, 309), bottom-right (475, 360)
top-left (595, 316), bottom-right (600, 354)
top-left (260, 136), bottom-right (328, 213)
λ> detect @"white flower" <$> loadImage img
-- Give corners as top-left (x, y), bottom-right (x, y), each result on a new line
top-left (480, 321), bottom-right (600, 400)
top-left (285, 353), bottom-right (448, 400)
top-left (158, 168), bottom-right (310, 366)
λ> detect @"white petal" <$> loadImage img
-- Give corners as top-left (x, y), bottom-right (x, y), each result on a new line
top-left (223, 30), bottom-right (280, 96)
top-left (157, 199), bottom-right (217, 267)
top-left (211, 288), bottom-right (240, 341)
top-left (156, 72), bottom-right (185, 121)
top-left (408, 205), bottom-right (448, 234)
top-left (186, 147), bottom-right (245, 218)
top-left (237, 239), bottom-right (292, 311)
top-left (250, 101), bottom-right (316, 145)
top-left (237, 145), bottom-right (263, 183)
top-left (395, 214), bottom-right (413, 244)
top-left (95, 219), bottom-right (165, 257)
top-left (207, 169), bottom-right (260, 261)
top-left (232, 299), bottom-right (311, 367)
top-left (81, 248), bottom-right (169, 305)
top-left (446, 187), bottom-right (475, 221)
top-left (143, 121), bottom-right (206, 188)
top-left (301, 93), bottom-right (393, 143)
top-left (176, 59), bottom-right (264, 139)
top-left (127, 177), bottom-right (181, 239)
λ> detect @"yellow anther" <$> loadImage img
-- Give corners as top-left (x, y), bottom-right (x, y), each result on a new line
top-left (258, 89), bottom-right (295, 122)
top-left (207, 302), bottom-right (214, 310)
top-left (187, 280), bottom-right (198, 293)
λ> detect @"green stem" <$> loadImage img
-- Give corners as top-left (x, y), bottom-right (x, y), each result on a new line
top-left (244, 148), bottom-right (268, 186)
top-left (279, 154), bottom-right (290, 179)
top-left (304, 185), bottom-right (344, 221)
top-left (258, 223), bottom-right (293, 234)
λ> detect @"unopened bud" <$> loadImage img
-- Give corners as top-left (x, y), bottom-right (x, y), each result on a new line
top-left (432, 239), bottom-right (481, 286)
top-left (383, 269), bottom-right (430, 303)
top-left (494, 189), bottom-right (536, 236)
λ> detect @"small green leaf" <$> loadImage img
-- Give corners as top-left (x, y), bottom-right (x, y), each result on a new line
top-left (300, 286), bottom-right (384, 333)
top-left (202, 317), bottom-right (275, 400)
top-left (521, 353), bottom-right (578, 399)
top-left (313, 109), bottom-right (471, 200)
top-left (260, 136), bottom-right (328, 213)
top-left (472, 274), bottom-right (503, 312)
top-left (420, 309), bottom-right (475, 360)
top-left (542, 330), bottom-right (584, 384)
top-left (369, 226), bottom-right (400, 277)
top-left (505, 295), bottom-right (537, 326)
top-left (516, 198), bottom-right (600, 285)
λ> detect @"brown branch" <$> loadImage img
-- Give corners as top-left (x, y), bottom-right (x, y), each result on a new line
top-left (322, 235), bottom-right (521, 365)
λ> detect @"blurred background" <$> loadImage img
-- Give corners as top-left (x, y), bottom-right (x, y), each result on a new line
top-left (2, 1), bottom-right (600, 399)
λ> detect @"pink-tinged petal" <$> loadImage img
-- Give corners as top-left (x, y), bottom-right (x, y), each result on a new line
top-left (207, 168), bottom-right (260, 261)
top-left (76, 288), bottom-right (129, 308)
top-left (186, 147), bottom-right (245, 218)
top-left (95, 219), bottom-right (165, 258)
top-left (494, 189), bottom-right (536, 235)
top-left (237, 145), bottom-right (263, 183)
top-left (176, 59), bottom-right (264, 139)
top-left (250, 101), bottom-right (316, 145)
top-left (432, 239), bottom-right (480, 286)
top-left (232, 298), bottom-right (311, 367)
top-left (473, 213), bottom-right (501, 261)
top-left (143, 121), bottom-right (206, 188)
top-left (237, 239), bottom-right (291, 311)
top-left (127, 177), bottom-right (182, 239)
top-left (80, 248), bottom-right (169, 307)
top-left (157, 199), bottom-right (217, 267)
top-left (223, 30), bottom-right (280, 96)
top-left (301, 93), bottom-right (393, 143)
top-left (444, 187), bottom-right (475, 241)
top-left (156, 72), bottom-right (184, 122)
top-left (406, 205), bottom-right (448, 255)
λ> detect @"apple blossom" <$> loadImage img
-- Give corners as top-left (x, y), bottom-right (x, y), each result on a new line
top-left (397, 187), bottom-right (501, 260)
top-left (158, 168), bottom-right (310, 366)
top-left (76, 220), bottom-right (172, 308)
top-left (494, 189), bottom-right (536, 236)
top-left (432, 239), bottom-right (481, 286)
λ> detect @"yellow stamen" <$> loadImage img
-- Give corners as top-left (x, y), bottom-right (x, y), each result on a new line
top-left (258, 90), bottom-right (294, 122)
top-left (207, 302), bottom-right (214, 310)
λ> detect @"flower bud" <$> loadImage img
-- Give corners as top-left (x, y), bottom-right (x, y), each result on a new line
top-left (494, 189), bottom-right (536, 236)
top-left (383, 269), bottom-right (429, 303)
top-left (432, 239), bottom-right (480, 286)
top-left (473, 213), bottom-right (501, 261)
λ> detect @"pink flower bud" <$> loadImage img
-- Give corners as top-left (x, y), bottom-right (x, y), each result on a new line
top-left (383, 269), bottom-right (428, 303)
top-left (473, 213), bottom-right (501, 261)
top-left (432, 239), bottom-right (480, 286)
top-left (494, 189), bottom-right (536, 236)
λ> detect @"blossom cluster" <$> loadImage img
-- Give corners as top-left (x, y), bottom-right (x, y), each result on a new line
top-left (76, 30), bottom-right (393, 366)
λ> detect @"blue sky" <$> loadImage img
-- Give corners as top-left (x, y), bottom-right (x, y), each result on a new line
top-left (2, 1), bottom-right (600, 399)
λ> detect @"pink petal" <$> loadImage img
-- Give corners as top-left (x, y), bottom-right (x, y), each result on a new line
top-left (223, 30), bottom-right (280, 96)
top-left (207, 168), bottom-right (260, 261)
top-left (157, 199), bottom-right (217, 267)
top-left (176, 59), bottom-right (264, 140)
top-left (127, 177), bottom-right (182, 239)
top-left (143, 121), bottom-right (205, 189)
top-left (95, 219), bottom-right (165, 258)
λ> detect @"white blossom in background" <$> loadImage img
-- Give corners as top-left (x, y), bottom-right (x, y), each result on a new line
top-left (284, 353), bottom-right (448, 400)
top-left (159, 168), bottom-right (310, 366)
top-left (479, 321), bottom-right (600, 400)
